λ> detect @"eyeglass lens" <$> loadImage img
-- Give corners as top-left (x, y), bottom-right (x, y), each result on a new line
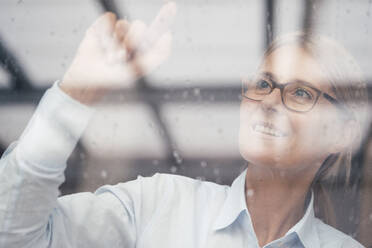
top-left (242, 78), bottom-right (318, 112)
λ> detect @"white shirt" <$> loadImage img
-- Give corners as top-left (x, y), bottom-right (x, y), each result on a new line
top-left (0, 82), bottom-right (365, 248)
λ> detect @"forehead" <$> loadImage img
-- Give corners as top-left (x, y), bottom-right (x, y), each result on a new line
top-left (260, 45), bottom-right (330, 91)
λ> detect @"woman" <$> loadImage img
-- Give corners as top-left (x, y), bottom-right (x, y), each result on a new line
top-left (239, 33), bottom-right (368, 247)
top-left (0, 2), bottom-right (368, 248)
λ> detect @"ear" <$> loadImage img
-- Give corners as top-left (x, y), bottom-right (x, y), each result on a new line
top-left (329, 119), bottom-right (359, 154)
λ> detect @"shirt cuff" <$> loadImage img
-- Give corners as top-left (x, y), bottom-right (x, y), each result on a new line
top-left (17, 81), bottom-right (95, 173)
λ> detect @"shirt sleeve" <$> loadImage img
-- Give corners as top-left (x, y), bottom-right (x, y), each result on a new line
top-left (0, 81), bottom-right (116, 247)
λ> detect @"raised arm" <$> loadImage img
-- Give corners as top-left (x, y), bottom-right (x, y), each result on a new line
top-left (0, 3), bottom-right (176, 247)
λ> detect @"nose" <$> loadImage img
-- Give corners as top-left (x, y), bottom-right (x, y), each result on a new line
top-left (260, 88), bottom-right (283, 112)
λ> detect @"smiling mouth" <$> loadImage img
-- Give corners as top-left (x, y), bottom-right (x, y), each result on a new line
top-left (251, 123), bottom-right (288, 137)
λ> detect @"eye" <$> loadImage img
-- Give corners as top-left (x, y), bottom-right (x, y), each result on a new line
top-left (293, 88), bottom-right (313, 100)
top-left (256, 79), bottom-right (271, 90)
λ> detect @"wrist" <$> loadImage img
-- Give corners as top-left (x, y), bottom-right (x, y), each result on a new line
top-left (60, 74), bottom-right (107, 106)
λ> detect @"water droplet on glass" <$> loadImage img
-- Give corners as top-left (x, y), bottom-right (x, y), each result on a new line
top-left (247, 189), bottom-right (254, 197)
top-left (200, 161), bottom-right (207, 168)
top-left (193, 88), bottom-right (200, 96)
top-left (213, 168), bottom-right (220, 176)
top-left (196, 176), bottom-right (206, 181)
top-left (170, 166), bottom-right (177, 173)
top-left (173, 150), bottom-right (183, 164)
top-left (101, 170), bottom-right (108, 179)
top-left (152, 159), bottom-right (159, 165)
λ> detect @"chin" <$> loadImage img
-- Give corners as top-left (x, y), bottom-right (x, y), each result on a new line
top-left (238, 133), bottom-right (292, 169)
top-left (240, 147), bottom-right (282, 168)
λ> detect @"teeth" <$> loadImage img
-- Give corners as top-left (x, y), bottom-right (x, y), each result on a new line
top-left (253, 124), bottom-right (285, 137)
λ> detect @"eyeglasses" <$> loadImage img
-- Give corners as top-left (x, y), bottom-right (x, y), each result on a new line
top-left (241, 73), bottom-right (351, 114)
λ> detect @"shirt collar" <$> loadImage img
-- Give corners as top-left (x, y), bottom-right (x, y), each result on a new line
top-left (213, 168), bottom-right (247, 230)
top-left (284, 190), bottom-right (320, 248)
top-left (212, 169), bottom-right (321, 248)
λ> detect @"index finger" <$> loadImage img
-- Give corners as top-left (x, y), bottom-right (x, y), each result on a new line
top-left (147, 2), bottom-right (177, 43)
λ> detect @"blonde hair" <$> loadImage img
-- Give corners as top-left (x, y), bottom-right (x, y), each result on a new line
top-left (264, 32), bottom-right (369, 227)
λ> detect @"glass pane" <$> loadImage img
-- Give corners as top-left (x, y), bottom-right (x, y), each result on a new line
top-left (0, 0), bottom-right (370, 247)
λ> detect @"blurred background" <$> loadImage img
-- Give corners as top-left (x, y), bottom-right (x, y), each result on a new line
top-left (0, 0), bottom-right (371, 246)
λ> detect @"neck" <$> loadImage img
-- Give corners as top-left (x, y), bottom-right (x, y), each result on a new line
top-left (244, 163), bottom-right (316, 247)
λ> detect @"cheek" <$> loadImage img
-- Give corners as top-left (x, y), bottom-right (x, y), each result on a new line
top-left (239, 99), bottom-right (255, 121)
top-left (239, 101), bottom-right (266, 161)
top-left (291, 113), bottom-right (332, 155)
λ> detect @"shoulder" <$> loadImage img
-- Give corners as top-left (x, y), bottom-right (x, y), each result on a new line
top-left (313, 218), bottom-right (365, 247)
top-left (100, 173), bottom-right (229, 204)
top-left (138, 173), bottom-right (229, 197)
top-left (98, 173), bottom-right (229, 231)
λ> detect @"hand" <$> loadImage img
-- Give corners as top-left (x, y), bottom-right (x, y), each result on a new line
top-left (60, 2), bottom-right (177, 105)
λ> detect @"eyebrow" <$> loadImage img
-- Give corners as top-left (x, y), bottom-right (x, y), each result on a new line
top-left (259, 71), bottom-right (276, 82)
top-left (260, 71), bottom-right (312, 86)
